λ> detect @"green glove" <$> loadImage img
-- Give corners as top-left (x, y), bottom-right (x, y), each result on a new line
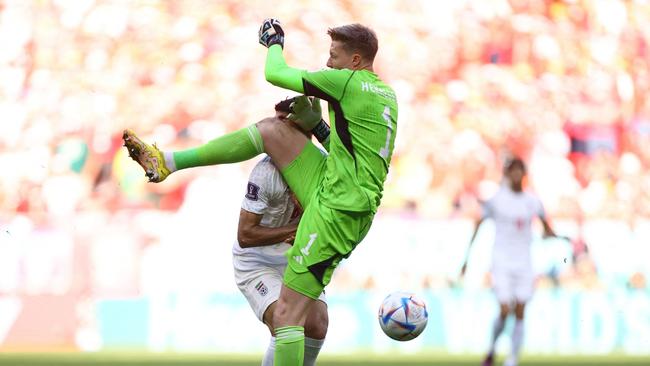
top-left (287, 96), bottom-right (322, 131)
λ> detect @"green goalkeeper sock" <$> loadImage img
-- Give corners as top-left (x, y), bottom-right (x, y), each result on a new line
top-left (172, 125), bottom-right (264, 170)
top-left (275, 326), bottom-right (304, 366)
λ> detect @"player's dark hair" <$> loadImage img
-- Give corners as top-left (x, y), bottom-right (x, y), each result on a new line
top-left (505, 157), bottom-right (526, 173)
top-left (274, 96), bottom-right (298, 113)
top-left (327, 24), bottom-right (378, 62)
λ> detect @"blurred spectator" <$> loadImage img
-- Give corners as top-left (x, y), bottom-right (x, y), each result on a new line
top-left (1, 0), bottom-right (649, 299)
top-left (628, 272), bottom-right (647, 291)
top-left (558, 253), bottom-right (603, 290)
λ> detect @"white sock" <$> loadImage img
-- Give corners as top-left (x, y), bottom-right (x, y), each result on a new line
top-left (261, 336), bottom-right (275, 366)
top-left (303, 337), bottom-right (325, 366)
top-left (511, 319), bottom-right (524, 361)
top-left (163, 151), bottom-right (177, 172)
top-left (489, 316), bottom-right (506, 355)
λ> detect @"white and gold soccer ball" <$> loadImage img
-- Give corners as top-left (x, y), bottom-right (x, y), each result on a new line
top-left (377, 291), bottom-right (428, 341)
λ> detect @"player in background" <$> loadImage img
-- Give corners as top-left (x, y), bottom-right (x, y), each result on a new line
top-left (123, 20), bottom-right (397, 366)
top-left (234, 98), bottom-right (328, 366)
top-left (460, 158), bottom-right (558, 366)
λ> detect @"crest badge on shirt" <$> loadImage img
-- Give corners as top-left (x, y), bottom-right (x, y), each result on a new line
top-left (255, 280), bottom-right (268, 296)
top-left (246, 182), bottom-right (260, 201)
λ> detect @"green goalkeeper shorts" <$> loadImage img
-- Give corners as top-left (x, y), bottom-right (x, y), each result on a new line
top-left (281, 142), bottom-right (374, 299)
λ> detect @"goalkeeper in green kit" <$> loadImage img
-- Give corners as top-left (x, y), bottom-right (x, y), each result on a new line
top-left (123, 18), bottom-right (398, 366)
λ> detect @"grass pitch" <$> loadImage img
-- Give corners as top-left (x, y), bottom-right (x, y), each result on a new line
top-left (0, 353), bottom-right (649, 366)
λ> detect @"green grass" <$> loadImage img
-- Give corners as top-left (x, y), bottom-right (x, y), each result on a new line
top-left (0, 353), bottom-right (649, 366)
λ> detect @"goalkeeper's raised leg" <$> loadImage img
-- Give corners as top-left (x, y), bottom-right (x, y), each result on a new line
top-left (122, 95), bottom-right (327, 183)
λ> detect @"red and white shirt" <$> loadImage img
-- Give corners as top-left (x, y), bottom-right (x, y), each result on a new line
top-left (482, 185), bottom-right (545, 271)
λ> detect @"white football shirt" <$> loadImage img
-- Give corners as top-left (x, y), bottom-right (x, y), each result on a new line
top-left (232, 156), bottom-right (300, 270)
top-left (482, 185), bottom-right (545, 270)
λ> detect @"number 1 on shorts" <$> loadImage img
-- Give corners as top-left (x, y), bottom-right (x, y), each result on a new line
top-left (301, 233), bottom-right (317, 256)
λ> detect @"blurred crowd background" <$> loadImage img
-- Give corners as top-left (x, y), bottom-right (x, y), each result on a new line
top-left (1, 0), bottom-right (649, 353)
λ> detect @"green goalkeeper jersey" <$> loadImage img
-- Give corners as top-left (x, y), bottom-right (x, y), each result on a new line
top-left (265, 45), bottom-right (398, 213)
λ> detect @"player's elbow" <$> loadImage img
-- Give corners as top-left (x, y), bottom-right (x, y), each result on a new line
top-left (265, 68), bottom-right (282, 86)
top-left (237, 230), bottom-right (255, 248)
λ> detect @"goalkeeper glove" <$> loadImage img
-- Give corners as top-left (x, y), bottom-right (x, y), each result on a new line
top-left (288, 96), bottom-right (321, 131)
top-left (288, 96), bottom-right (330, 144)
top-left (258, 18), bottom-right (284, 48)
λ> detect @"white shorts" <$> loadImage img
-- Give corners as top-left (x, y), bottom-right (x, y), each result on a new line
top-left (233, 258), bottom-right (326, 322)
top-left (490, 267), bottom-right (534, 304)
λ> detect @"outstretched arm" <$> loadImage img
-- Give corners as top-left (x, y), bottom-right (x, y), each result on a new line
top-left (259, 19), bottom-right (347, 98)
top-left (258, 19), bottom-right (304, 92)
top-left (540, 217), bottom-right (557, 238)
top-left (460, 217), bottom-right (484, 278)
top-left (535, 198), bottom-right (556, 238)
top-left (265, 45), bottom-right (305, 93)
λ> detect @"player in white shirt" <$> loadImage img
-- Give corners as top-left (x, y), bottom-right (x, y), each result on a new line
top-left (233, 98), bottom-right (328, 366)
top-left (460, 158), bottom-right (557, 366)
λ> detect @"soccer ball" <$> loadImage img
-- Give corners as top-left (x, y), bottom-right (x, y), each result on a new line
top-left (377, 291), bottom-right (428, 341)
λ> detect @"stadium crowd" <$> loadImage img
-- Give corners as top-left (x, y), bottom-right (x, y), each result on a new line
top-left (1, 0), bottom-right (649, 298)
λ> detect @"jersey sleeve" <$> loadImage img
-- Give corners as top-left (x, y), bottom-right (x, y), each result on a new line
top-left (241, 160), bottom-right (283, 214)
top-left (302, 68), bottom-right (353, 100)
top-left (264, 45), bottom-right (306, 93)
top-left (481, 198), bottom-right (495, 220)
top-left (534, 195), bottom-right (546, 219)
